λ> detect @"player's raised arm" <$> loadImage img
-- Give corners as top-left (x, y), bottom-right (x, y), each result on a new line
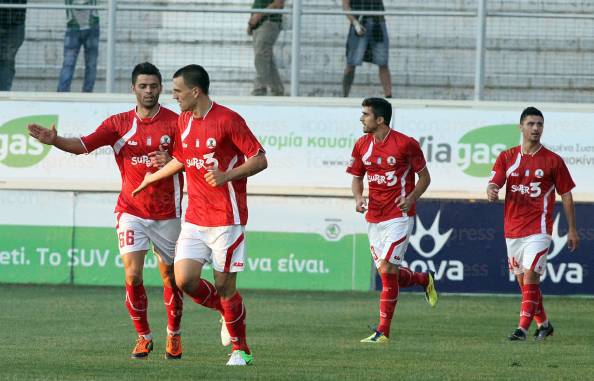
top-left (204, 151), bottom-right (268, 187)
top-left (561, 191), bottom-right (579, 251)
top-left (133, 157), bottom-right (184, 196)
top-left (27, 123), bottom-right (86, 154)
top-left (351, 175), bottom-right (367, 213)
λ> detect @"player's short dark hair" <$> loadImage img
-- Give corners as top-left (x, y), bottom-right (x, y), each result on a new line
top-left (131, 62), bottom-right (162, 85)
top-left (173, 64), bottom-right (210, 95)
top-left (362, 97), bottom-right (392, 125)
top-left (520, 107), bottom-right (544, 124)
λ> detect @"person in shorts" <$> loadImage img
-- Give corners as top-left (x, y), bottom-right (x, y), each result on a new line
top-left (488, 106), bottom-right (579, 341)
top-left (28, 62), bottom-right (185, 359)
top-left (347, 97), bottom-right (437, 344)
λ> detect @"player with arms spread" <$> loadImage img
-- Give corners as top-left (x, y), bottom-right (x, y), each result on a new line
top-left (487, 106), bottom-right (579, 341)
top-left (28, 62), bottom-right (186, 359)
top-left (133, 64), bottom-right (267, 366)
top-left (347, 97), bottom-right (437, 343)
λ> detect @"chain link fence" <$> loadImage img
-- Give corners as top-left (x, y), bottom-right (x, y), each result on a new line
top-left (1, 0), bottom-right (593, 103)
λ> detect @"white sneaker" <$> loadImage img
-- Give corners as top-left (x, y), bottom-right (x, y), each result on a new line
top-left (226, 350), bottom-right (253, 366)
top-left (220, 316), bottom-right (231, 347)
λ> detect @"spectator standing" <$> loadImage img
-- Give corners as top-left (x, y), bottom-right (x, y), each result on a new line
top-left (57, 0), bottom-right (99, 92)
top-left (0, 0), bottom-right (27, 91)
top-left (247, 0), bottom-right (285, 96)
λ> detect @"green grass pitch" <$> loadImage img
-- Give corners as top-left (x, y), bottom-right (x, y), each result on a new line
top-left (0, 284), bottom-right (592, 380)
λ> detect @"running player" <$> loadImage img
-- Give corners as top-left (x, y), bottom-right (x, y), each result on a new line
top-left (347, 97), bottom-right (437, 343)
top-left (132, 64), bottom-right (267, 366)
top-left (27, 62), bottom-right (186, 359)
top-left (488, 106), bottom-right (579, 341)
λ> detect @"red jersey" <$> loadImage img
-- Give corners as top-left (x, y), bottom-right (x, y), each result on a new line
top-left (490, 145), bottom-right (575, 238)
top-left (172, 102), bottom-right (264, 227)
top-left (347, 129), bottom-right (427, 223)
top-left (81, 106), bottom-right (183, 220)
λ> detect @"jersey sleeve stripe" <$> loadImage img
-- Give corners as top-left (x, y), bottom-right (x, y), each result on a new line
top-left (173, 173), bottom-right (182, 218)
top-left (505, 152), bottom-right (522, 178)
top-left (414, 164), bottom-right (427, 173)
top-left (181, 118), bottom-right (192, 142)
top-left (113, 118), bottom-right (137, 155)
top-left (361, 141), bottom-right (374, 164)
top-left (79, 138), bottom-right (90, 153)
top-left (399, 164), bottom-right (411, 217)
top-left (541, 185), bottom-right (555, 234)
top-left (226, 155), bottom-right (241, 225)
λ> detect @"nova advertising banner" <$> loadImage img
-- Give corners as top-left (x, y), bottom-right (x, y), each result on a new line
top-left (0, 190), bottom-right (371, 291)
top-left (0, 100), bottom-right (593, 199)
top-left (381, 200), bottom-right (594, 295)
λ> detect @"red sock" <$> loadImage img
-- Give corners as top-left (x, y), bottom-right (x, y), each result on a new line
top-left (518, 283), bottom-right (539, 331)
top-left (125, 283), bottom-right (150, 336)
top-left (398, 267), bottom-right (429, 288)
top-left (377, 273), bottom-right (399, 338)
top-left (163, 285), bottom-right (183, 333)
top-left (220, 292), bottom-right (249, 354)
top-left (533, 288), bottom-right (548, 326)
top-left (184, 279), bottom-right (223, 313)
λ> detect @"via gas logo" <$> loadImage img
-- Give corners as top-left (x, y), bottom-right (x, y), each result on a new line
top-left (401, 211), bottom-right (461, 281)
top-left (0, 115), bottom-right (56, 167)
top-left (508, 214), bottom-right (583, 284)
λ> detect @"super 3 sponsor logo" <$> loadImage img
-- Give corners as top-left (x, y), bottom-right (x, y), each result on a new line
top-left (130, 155), bottom-right (152, 167)
top-left (186, 152), bottom-right (219, 170)
top-left (510, 182), bottom-right (541, 197)
top-left (367, 171), bottom-right (397, 186)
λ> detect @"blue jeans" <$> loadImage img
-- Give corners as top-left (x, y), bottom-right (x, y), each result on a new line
top-left (346, 19), bottom-right (389, 66)
top-left (57, 27), bottom-right (99, 92)
top-left (0, 23), bottom-right (25, 91)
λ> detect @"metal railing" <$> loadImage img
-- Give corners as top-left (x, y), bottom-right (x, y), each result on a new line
top-left (1, 0), bottom-right (593, 102)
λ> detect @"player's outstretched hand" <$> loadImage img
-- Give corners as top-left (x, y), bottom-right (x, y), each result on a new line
top-left (487, 184), bottom-right (499, 202)
top-left (567, 230), bottom-right (579, 252)
top-left (132, 173), bottom-right (152, 197)
top-left (355, 197), bottom-right (367, 213)
top-left (28, 123), bottom-right (57, 145)
top-left (148, 145), bottom-right (171, 169)
top-left (204, 168), bottom-right (228, 187)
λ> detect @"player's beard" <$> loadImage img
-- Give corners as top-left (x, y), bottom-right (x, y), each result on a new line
top-left (142, 96), bottom-right (159, 109)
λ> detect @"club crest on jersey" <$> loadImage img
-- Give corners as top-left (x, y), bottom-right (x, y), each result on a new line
top-left (535, 169), bottom-right (544, 178)
top-left (206, 138), bottom-right (217, 149)
top-left (146, 137), bottom-right (152, 146)
top-left (160, 135), bottom-right (171, 147)
top-left (387, 156), bottom-right (396, 165)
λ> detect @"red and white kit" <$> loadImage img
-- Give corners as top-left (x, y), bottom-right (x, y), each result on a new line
top-left (490, 145), bottom-right (575, 274)
top-left (172, 102), bottom-right (264, 272)
top-left (80, 105), bottom-right (183, 262)
top-left (347, 129), bottom-right (427, 267)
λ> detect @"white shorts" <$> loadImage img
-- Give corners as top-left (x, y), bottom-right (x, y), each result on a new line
top-left (175, 223), bottom-right (246, 273)
top-left (506, 234), bottom-right (551, 275)
top-left (115, 212), bottom-right (181, 265)
top-left (368, 216), bottom-right (414, 269)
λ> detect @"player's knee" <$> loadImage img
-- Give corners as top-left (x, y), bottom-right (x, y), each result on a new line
top-left (214, 282), bottom-right (236, 299)
top-left (125, 273), bottom-right (143, 286)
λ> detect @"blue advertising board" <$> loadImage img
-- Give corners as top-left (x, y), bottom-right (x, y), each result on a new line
top-left (376, 199), bottom-right (593, 295)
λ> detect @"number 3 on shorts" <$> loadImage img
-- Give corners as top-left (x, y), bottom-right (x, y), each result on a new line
top-left (118, 230), bottom-right (135, 248)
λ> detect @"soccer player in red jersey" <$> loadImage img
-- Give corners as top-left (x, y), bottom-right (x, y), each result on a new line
top-left (488, 107), bottom-right (579, 341)
top-left (133, 64), bottom-right (267, 366)
top-left (347, 97), bottom-right (437, 343)
top-left (27, 62), bottom-right (187, 359)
